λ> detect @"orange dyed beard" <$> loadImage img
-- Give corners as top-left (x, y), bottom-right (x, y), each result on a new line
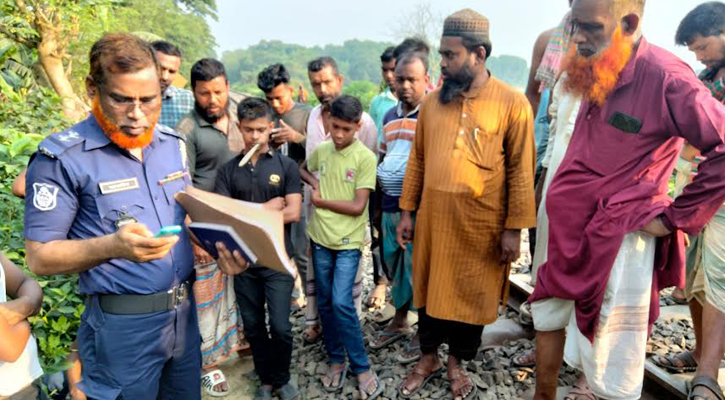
top-left (92, 96), bottom-right (156, 150)
top-left (563, 27), bottom-right (633, 106)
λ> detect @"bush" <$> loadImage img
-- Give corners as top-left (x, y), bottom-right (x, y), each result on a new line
top-left (0, 84), bottom-right (83, 374)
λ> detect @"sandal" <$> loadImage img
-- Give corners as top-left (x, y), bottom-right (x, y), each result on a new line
top-left (688, 375), bottom-right (725, 400)
top-left (564, 375), bottom-right (597, 400)
top-left (303, 324), bottom-right (322, 344)
top-left (448, 365), bottom-right (477, 400)
top-left (652, 350), bottom-right (698, 373)
top-left (512, 349), bottom-right (536, 368)
top-left (321, 363), bottom-right (347, 393)
top-left (399, 364), bottom-right (442, 398)
top-left (396, 340), bottom-right (421, 365)
top-left (359, 371), bottom-right (385, 400)
top-left (202, 369), bottom-right (230, 397)
top-left (370, 328), bottom-right (412, 350)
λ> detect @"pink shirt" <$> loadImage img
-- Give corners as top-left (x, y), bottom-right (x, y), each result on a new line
top-left (305, 105), bottom-right (378, 156)
top-left (530, 38), bottom-right (725, 341)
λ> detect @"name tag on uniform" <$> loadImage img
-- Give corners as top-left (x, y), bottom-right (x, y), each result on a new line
top-left (99, 178), bottom-right (140, 194)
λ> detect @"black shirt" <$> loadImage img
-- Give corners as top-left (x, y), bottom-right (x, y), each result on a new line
top-left (214, 148), bottom-right (302, 257)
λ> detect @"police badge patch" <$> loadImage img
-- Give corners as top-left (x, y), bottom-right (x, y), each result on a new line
top-left (33, 183), bottom-right (59, 211)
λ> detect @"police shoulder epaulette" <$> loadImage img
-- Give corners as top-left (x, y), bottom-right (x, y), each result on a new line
top-left (157, 124), bottom-right (184, 140)
top-left (38, 130), bottom-right (85, 159)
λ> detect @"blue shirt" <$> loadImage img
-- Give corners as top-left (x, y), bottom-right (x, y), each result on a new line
top-left (24, 116), bottom-right (194, 295)
top-left (160, 86), bottom-right (194, 129)
top-left (534, 88), bottom-right (551, 175)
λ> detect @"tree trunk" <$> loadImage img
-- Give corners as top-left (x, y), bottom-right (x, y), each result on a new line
top-left (36, 30), bottom-right (87, 121)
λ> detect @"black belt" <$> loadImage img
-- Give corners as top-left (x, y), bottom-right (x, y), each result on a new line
top-left (97, 281), bottom-right (190, 315)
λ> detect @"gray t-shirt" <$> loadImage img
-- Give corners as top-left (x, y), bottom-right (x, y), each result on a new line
top-left (175, 100), bottom-right (243, 192)
top-left (273, 102), bottom-right (312, 165)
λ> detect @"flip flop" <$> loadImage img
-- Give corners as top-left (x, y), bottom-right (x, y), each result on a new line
top-left (359, 372), bottom-right (385, 400)
top-left (370, 329), bottom-right (412, 350)
top-left (399, 366), bottom-right (442, 398)
top-left (202, 369), bottom-right (230, 397)
top-left (512, 349), bottom-right (536, 368)
top-left (396, 341), bottom-right (421, 365)
top-left (688, 375), bottom-right (725, 400)
top-left (322, 364), bottom-right (347, 393)
top-left (651, 351), bottom-right (698, 373)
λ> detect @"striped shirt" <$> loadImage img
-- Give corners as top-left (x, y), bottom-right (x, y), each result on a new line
top-left (377, 102), bottom-right (419, 200)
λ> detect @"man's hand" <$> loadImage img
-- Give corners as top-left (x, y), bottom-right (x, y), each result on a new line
top-left (216, 242), bottom-right (249, 275)
top-left (263, 197), bottom-right (286, 212)
top-left (192, 243), bottom-right (214, 265)
top-left (641, 216), bottom-right (672, 237)
top-left (271, 120), bottom-right (301, 144)
top-left (500, 229), bottom-right (521, 264)
top-left (311, 188), bottom-right (322, 206)
top-left (396, 212), bottom-right (414, 249)
top-left (113, 223), bottom-right (179, 262)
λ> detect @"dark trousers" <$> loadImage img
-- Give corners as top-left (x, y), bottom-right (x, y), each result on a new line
top-left (234, 267), bottom-right (294, 388)
top-left (418, 307), bottom-right (485, 361)
top-left (79, 294), bottom-right (201, 400)
top-left (369, 190), bottom-right (388, 284)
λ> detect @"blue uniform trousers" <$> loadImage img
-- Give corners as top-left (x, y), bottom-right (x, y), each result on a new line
top-left (77, 294), bottom-right (201, 400)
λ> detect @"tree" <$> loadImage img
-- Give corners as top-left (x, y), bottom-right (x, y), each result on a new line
top-left (390, 2), bottom-right (443, 81)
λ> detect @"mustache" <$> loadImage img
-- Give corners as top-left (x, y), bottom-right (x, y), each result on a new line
top-left (92, 96), bottom-right (155, 150)
top-left (195, 102), bottom-right (225, 124)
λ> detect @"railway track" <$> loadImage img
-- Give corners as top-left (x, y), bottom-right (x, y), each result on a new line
top-left (506, 274), bottom-right (699, 400)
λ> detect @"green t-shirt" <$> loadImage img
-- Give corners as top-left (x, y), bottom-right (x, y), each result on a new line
top-left (307, 139), bottom-right (377, 250)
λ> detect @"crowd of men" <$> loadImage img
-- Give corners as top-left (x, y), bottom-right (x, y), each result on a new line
top-left (4, 0), bottom-right (725, 400)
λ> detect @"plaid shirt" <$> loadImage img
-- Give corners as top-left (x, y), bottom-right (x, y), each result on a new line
top-left (700, 67), bottom-right (725, 103)
top-left (159, 86), bottom-right (194, 128)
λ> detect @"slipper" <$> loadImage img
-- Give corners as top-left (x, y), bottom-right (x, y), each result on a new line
top-left (399, 366), bottom-right (442, 398)
top-left (202, 369), bottom-right (230, 397)
top-left (396, 341), bottom-right (421, 365)
top-left (512, 349), bottom-right (536, 368)
top-left (688, 375), bottom-right (725, 400)
top-left (651, 350), bottom-right (698, 373)
top-left (359, 372), bottom-right (385, 400)
top-left (322, 363), bottom-right (347, 393)
top-left (373, 303), bottom-right (396, 325)
top-left (370, 329), bottom-right (412, 350)
top-left (668, 294), bottom-right (688, 305)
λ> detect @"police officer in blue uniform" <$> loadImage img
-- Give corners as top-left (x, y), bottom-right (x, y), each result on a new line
top-left (23, 33), bottom-right (248, 400)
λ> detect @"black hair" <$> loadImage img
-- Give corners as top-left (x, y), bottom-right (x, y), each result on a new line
top-left (393, 37), bottom-right (431, 59)
top-left (190, 58), bottom-right (227, 89)
top-left (237, 97), bottom-right (273, 122)
top-left (396, 52), bottom-right (430, 73)
top-left (307, 57), bottom-right (339, 75)
top-left (330, 95), bottom-right (362, 124)
top-left (461, 34), bottom-right (492, 61)
top-left (381, 46), bottom-right (396, 63)
top-left (150, 41), bottom-right (182, 58)
top-left (257, 63), bottom-right (290, 93)
top-left (676, 2), bottom-right (725, 46)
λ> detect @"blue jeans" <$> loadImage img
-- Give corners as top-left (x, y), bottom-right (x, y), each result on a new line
top-left (310, 241), bottom-right (371, 374)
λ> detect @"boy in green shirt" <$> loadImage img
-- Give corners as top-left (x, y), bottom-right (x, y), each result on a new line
top-left (300, 96), bottom-right (383, 399)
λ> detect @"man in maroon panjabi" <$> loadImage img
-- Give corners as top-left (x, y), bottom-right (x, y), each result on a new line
top-left (530, 1), bottom-right (725, 400)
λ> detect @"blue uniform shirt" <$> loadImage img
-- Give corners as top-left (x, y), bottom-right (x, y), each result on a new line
top-left (24, 116), bottom-right (194, 295)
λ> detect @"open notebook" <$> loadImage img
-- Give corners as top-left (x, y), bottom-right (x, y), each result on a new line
top-left (176, 186), bottom-right (295, 276)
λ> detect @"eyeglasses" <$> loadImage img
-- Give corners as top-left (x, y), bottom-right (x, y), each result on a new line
top-left (101, 90), bottom-right (160, 113)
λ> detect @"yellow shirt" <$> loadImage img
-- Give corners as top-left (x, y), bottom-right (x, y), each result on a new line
top-left (307, 139), bottom-right (377, 250)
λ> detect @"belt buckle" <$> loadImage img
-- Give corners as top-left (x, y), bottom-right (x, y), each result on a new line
top-left (167, 283), bottom-right (187, 309)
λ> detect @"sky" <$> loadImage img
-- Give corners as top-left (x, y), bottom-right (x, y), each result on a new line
top-left (208, 0), bottom-right (705, 70)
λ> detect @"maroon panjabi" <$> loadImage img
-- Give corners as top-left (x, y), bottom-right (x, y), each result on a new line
top-left (530, 38), bottom-right (725, 342)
